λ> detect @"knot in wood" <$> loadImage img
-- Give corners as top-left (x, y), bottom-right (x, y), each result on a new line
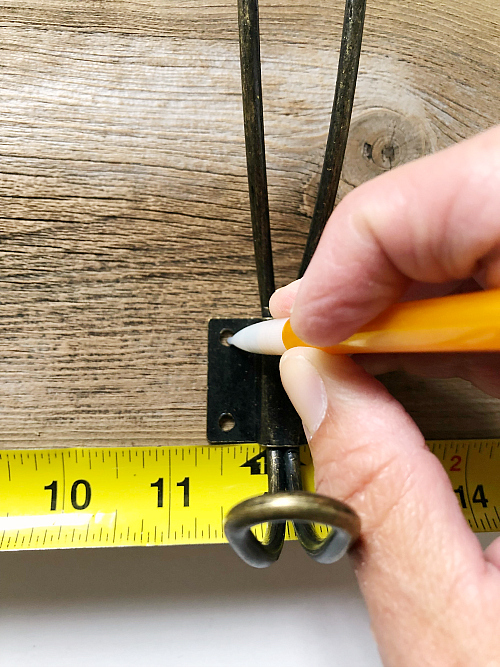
top-left (340, 108), bottom-right (433, 191)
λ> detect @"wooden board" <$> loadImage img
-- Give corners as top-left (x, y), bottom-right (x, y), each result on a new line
top-left (1, 0), bottom-right (499, 448)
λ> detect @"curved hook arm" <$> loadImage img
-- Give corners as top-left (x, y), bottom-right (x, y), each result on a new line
top-left (224, 492), bottom-right (360, 568)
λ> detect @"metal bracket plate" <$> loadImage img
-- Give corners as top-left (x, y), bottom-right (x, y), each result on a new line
top-left (207, 318), bottom-right (306, 446)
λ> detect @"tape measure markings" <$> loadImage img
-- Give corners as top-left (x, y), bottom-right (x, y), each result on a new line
top-left (0, 440), bottom-right (499, 552)
top-left (428, 440), bottom-right (500, 532)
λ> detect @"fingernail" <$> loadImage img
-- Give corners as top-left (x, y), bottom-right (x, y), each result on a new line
top-left (280, 353), bottom-right (327, 439)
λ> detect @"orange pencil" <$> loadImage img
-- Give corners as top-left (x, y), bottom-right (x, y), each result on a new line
top-left (228, 289), bottom-right (500, 355)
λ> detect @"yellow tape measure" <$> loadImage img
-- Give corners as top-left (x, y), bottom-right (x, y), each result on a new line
top-left (0, 440), bottom-right (499, 552)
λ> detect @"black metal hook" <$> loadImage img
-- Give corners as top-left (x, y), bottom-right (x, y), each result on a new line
top-left (222, 0), bottom-right (367, 566)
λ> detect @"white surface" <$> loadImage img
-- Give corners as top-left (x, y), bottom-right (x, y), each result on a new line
top-left (2, 534), bottom-right (497, 666)
top-left (0, 541), bottom-right (382, 667)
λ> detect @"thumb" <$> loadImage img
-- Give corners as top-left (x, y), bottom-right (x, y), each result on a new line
top-left (280, 347), bottom-right (500, 666)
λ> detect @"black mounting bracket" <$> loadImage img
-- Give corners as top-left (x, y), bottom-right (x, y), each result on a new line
top-left (207, 318), bottom-right (306, 446)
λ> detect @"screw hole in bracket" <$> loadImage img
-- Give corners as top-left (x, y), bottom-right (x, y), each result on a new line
top-left (219, 412), bottom-right (236, 432)
top-left (219, 329), bottom-right (234, 347)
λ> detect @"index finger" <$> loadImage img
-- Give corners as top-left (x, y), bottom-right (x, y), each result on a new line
top-left (290, 125), bottom-right (500, 347)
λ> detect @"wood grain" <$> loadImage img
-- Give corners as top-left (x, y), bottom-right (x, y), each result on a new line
top-left (0, 0), bottom-right (499, 448)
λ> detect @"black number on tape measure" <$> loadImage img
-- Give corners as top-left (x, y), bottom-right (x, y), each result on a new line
top-left (240, 451), bottom-right (266, 475)
top-left (44, 481), bottom-right (58, 511)
top-left (44, 479), bottom-right (92, 511)
top-left (71, 480), bottom-right (91, 510)
top-left (177, 477), bottom-right (190, 507)
top-left (151, 478), bottom-right (164, 507)
top-left (454, 485), bottom-right (467, 509)
top-left (472, 484), bottom-right (489, 508)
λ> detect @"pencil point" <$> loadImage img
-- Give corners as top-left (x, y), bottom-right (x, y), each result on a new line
top-left (228, 319), bottom-right (287, 355)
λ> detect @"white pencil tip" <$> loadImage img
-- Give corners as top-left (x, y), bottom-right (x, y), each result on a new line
top-left (229, 319), bottom-right (287, 355)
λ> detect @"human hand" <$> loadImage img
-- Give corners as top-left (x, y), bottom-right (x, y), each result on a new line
top-left (271, 126), bottom-right (500, 666)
